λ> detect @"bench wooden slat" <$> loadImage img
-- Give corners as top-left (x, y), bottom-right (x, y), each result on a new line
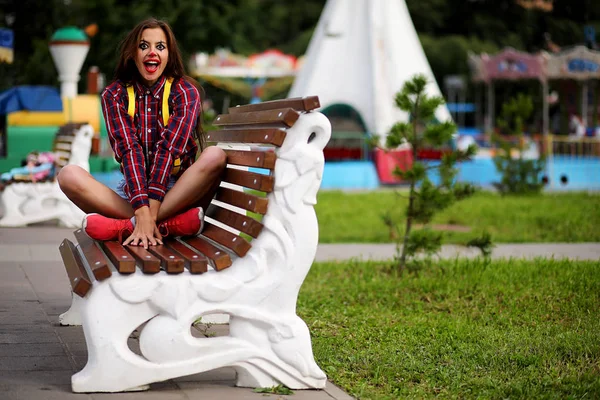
top-left (182, 237), bottom-right (232, 271)
top-left (126, 246), bottom-right (161, 274)
top-left (54, 143), bottom-right (72, 151)
top-left (206, 204), bottom-right (264, 238)
top-left (73, 230), bottom-right (111, 281)
top-left (59, 239), bottom-right (92, 297)
top-left (55, 135), bottom-right (75, 143)
top-left (166, 240), bottom-right (208, 274)
top-left (215, 187), bottom-right (269, 214)
top-left (102, 242), bottom-right (136, 274)
top-left (206, 128), bottom-right (286, 146)
top-left (55, 150), bottom-right (71, 158)
top-left (222, 168), bottom-right (274, 192)
top-left (148, 245), bottom-right (185, 274)
top-left (12, 176), bottom-right (54, 183)
top-left (213, 108), bottom-right (299, 128)
top-left (58, 123), bottom-right (85, 135)
top-left (201, 222), bottom-right (251, 257)
top-left (224, 149), bottom-right (277, 170)
top-left (229, 96), bottom-right (320, 114)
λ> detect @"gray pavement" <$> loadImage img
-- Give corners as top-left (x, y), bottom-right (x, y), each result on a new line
top-left (0, 226), bottom-right (598, 400)
top-left (315, 242), bottom-right (600, 262)
top-left (0, 227), bottom-right (352, 400)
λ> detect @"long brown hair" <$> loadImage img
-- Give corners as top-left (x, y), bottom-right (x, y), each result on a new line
top-left (114, 18), bottom-right (205, 150)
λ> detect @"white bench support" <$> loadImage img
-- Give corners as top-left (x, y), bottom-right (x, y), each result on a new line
top-left (60, 112), bottom-right (332, 392)
top-left (0, 124), bottom-right (93, 228)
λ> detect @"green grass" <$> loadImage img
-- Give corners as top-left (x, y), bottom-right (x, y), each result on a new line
top-left (298, 258), bottom-right (600, 399)
top-left (315, 190), bottom-right (600, 243)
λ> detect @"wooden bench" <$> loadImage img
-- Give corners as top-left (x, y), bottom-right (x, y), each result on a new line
top-left (0, 123), bottom-right (93, 227)
top-left (58, 96), bottom-right (332, 393)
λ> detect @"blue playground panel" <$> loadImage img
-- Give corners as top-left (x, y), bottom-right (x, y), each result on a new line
top-left (457, 127), bottom-right (482, 137)
top-left (321, 161), bottom-right (379, 190)
top-left (316, 157), bottom-right (599, 191)
top-left (425, 156), bottom-right (600, 190)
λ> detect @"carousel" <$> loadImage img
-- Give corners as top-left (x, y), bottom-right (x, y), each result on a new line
top-left (468, 45), bottom-right (600, 139)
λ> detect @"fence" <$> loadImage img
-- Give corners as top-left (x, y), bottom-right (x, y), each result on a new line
top-left (545, 135), bottom-right (600, 189)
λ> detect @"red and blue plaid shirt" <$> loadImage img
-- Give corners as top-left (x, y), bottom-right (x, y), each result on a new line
top-left (101, 75), bottom-right (200, 210)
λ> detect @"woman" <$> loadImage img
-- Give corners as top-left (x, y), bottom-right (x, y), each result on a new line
top-left (58, 18), bottom-right (227, 249)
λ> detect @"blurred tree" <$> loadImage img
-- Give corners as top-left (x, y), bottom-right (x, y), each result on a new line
top-left (420, 34), bottom-right (500, 85)
top-left (0, 0), bottom-right (326, 93)
top-left (0, 0), bottom-right (599, 107)
top-left (492, 93), bottom-right (546, 194)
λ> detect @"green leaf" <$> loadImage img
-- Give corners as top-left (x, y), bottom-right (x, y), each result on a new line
top-left (387, 122), bottom-right (412, 148)
top-left (403, 74), bottom-right (429, 95)
top-left (410, 179), bottom-right (454, 223)
top-left (253, 385), bottom-right (294, 395)
top-left (423, 121), bottom-right (457, 147)
top-left (396, 161), bottom-right (426, 182)
top-left (466, 231), bottom-right (495, 258)
top-left (405, 228), bottom-right (443, 257)
top-left (395, 91), bottom-right (414, 112)
top-left (366, 134), bottom-right (381, 149)
top-left (417, 96), bottom-right (445, 121)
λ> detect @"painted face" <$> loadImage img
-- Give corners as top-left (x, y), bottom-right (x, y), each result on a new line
top-left (135, 28), bottom-right (169, 87)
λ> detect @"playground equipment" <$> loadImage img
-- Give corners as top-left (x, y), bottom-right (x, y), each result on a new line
top-left (0, 26), bottom-right (115, 225)
top-left (467, 45), bottom-right (600, 188)
top-left (190, 48), bottom-right (298, 104)
top-left (0, 123), bottom-right (93, 227)
top-left (1, 26), bottom-right (114, 176)
top-left (468, 46), bottom-right (600, 137)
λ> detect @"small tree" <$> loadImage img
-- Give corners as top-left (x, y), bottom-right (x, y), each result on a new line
top-left (492, 93), bottom-right (546, 194)
top-left (373, 74), bottom-right (492, 273)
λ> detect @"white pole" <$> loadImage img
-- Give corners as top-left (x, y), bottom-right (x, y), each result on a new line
top-left (486, 81), bottom-right (495, 134)
top-left (542, 80), bottom-right (549, 136)
top-left (582, 81), bottom-right (589, 128)
top-left (542, 79), bottom-right (553, 188)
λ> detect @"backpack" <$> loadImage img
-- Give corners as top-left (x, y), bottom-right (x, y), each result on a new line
top-left (126, 77), bottom-right (181, 175)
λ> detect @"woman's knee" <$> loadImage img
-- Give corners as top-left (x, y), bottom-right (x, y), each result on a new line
top-left (199, 146), bottom-right (227, 173)
top-left (57, 165), bottom-right (87, 193)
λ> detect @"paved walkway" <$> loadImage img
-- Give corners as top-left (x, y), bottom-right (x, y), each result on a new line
top-left (316, 242), bottom-right (600, 262)
top-left (0, 227), bottom-right (352, 400)
top-left (0, 226), bottom-right (598, 400)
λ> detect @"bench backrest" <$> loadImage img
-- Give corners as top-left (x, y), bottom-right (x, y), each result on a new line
top-left (7, 123), bottom-right (92, 184)
top-left (181, 96), bottom-right (321, 270)
top-left (52, 123), bottom-right (93, 172)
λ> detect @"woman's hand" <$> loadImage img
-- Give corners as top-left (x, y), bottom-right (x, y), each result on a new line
top-left (123, 206), bottom-right (163, 249)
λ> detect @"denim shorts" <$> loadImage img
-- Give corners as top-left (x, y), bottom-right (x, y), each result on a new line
top-left (115, 177), bottom-right (177, 201)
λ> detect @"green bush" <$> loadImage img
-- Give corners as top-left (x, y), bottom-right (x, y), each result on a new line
top-left (492, 94), bottom-right (546, 195)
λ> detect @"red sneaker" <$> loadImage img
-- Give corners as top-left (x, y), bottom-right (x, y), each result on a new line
top-left (83, 214), bottom-right (134, 242)
top-left (159, 207), bottom-right (204, 237)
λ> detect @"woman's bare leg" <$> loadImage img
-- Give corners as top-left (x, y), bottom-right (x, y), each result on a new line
top-left (157, 146), bottom-right (227, 221)
top-left (57, 165), bottom-right (134, 219)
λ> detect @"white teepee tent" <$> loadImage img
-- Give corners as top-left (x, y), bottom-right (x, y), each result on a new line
top-left (289, 0), bottom-right (451, 138)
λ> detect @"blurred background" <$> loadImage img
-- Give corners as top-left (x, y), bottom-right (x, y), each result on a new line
top-left (0, 0), bottom-right (599, 191)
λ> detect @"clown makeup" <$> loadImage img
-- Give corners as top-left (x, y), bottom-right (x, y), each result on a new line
top-left (135, 28), bottom-right (169, 87)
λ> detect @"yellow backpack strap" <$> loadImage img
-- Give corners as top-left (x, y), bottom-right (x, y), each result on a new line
top-left (126, 85), bottom-right (135, 119)
top-left (162, 77), bottom-right (173, 126)
top-left (162, 78), bottom-right (181, 175)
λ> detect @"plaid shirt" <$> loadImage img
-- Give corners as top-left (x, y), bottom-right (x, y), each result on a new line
top-left (101, 75), bottom-right (200, 210)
